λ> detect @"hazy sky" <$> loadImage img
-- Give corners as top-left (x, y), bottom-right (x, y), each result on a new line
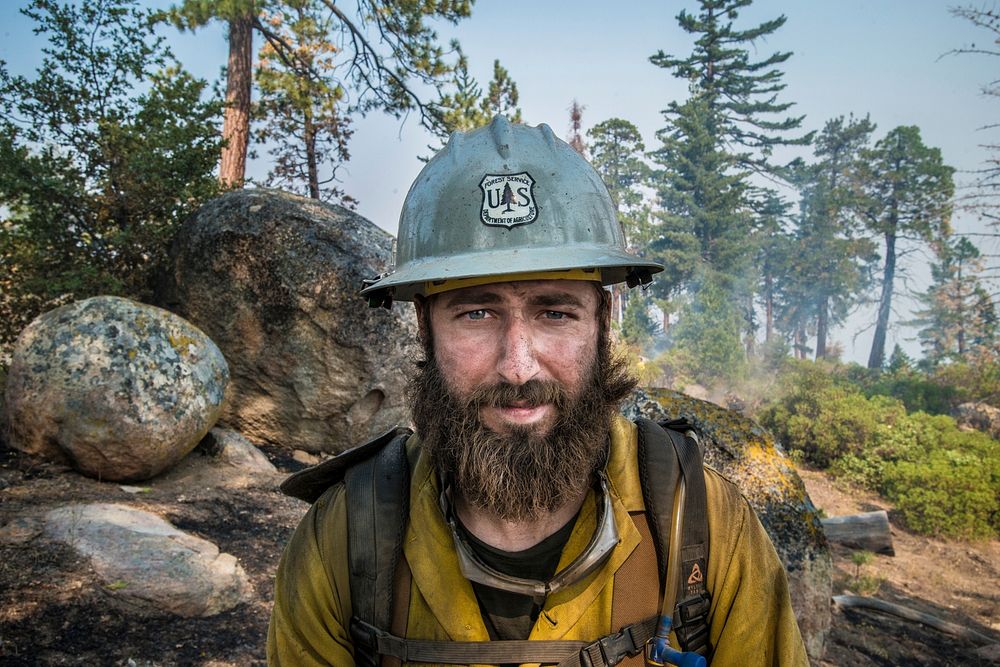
top-left (2, 1), bottom-right (997, 362)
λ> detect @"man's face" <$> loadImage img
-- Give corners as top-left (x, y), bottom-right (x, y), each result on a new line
top-left (425, 279), bottom-right (601, 434)
top-left (410, 279), bottom-right (636, 522)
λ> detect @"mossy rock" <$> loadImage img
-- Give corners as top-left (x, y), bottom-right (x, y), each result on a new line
top-left (622, 387), bottom-right (832, 660)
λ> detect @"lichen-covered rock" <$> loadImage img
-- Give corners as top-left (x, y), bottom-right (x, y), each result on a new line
top-left (159, 188), bottom-right (418, 453)
top-left (622, 388), bottom-right (832, 661)
top-left (3, 296), bottom-right (228, 482)
top-left (45, 503), bottom-right (252, 617)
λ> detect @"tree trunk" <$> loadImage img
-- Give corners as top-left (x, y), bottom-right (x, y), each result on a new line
top-left (868, 231), bottom-right (896, 369)
top-left (219, 13), bottom-right (253, 188)
top-left (764, 272), bottom-right (774, 342)
top-left (305, 113), bottom-right (319, 200)
top-left (815, 294), bottom-right (829, 360)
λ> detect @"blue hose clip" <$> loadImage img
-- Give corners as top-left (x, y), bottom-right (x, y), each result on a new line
top-left (644, 615), bottom-right (706, 667)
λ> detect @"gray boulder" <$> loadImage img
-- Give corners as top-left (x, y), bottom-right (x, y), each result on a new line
top-left (160, 189), bottom-right (418, 454)
top-left (622, 388), bottom-right (832, 662)
top-left (155, 427), bottom-right (281, 490)
top-left (954, 401), bottom-right (1000, 439)
top-left (3, 297), bottom-right (228, 481)
top-left (44, 503), bottom-right (252, 617)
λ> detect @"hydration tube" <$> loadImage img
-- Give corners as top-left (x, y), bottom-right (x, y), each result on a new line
top-left (644, 473), bottom-right (707, 667)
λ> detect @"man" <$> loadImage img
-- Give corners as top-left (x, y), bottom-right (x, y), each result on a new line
top-left (267, 116), bottom-right (808, 666)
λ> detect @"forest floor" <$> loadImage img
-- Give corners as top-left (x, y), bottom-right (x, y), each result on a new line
top-left (0, 442), bottom-right (998, 666)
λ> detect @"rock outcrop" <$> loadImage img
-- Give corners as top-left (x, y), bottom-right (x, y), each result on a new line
top-left (3, 296), bottom-right (228, 481)
top-left (622, 388), bottom-right (832, 661)
top-left (160, 189), bottom-right (419, 454)
top-left (44, 503), bottom-right (252, 617)
top-left (954, 401), bottom-right (1000, 440)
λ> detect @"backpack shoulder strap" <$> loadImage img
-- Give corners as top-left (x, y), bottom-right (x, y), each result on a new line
top-left (634, 417), bottom-right (712, 657)
top-left (344, 430), bottom-right (411, 667)
top-left (278, 426), bottom-right (412, 503)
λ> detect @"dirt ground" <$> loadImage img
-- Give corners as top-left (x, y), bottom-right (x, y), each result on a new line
top-left (0, 441), bottom-right (998, 666)
top-left (798, 467), bottom-right (1000, 666)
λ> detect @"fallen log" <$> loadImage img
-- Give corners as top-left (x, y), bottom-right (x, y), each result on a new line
top-left (821, 510), bottom-right (894, 555)
top-left (833, 595), bottom-right (996, 645)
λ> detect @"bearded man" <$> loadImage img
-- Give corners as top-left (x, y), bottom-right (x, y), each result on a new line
top-left (267, 116), bottom-right (808, 667)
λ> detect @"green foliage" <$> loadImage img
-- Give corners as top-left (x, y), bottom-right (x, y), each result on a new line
top-left (166, 0), bottom-right (472, 126)
top-left (911, 235), bottom-right (997, 366)
top-left (930, 353), bottom-right (1000, 405)
top-left (841, 361), bottom-right (961, 415)
top-left (861, 125), bottom-right (955, 369)
top-left (760, 359), bottom-right (1000, 539)
top-left (669, 272), bottom-right (748, 384)
top-left (777, 115), bottom-right (877, 359)
top-left (847, 549), bottom-right (883, 596)
top-left (649, 0), bottom-right (811, 173)
top-left (886, 444), bottom-right (999, 539)
top-left (431, 48), bottom-right (521, 136)
top-left (0, 0), bottom-right (221, 360)
top-left (253, 2), bottom-right (354, 203)
top-left (647, 1), bottom-right (810, 377)
top-left (620, 291), bottom-right (658, 346)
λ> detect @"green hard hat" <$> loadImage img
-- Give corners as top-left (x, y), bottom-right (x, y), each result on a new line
top-left (361, 115), bottom-right (663, 306)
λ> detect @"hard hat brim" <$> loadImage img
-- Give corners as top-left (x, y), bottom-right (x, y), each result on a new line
top-left (360, 245), bottom-right (664, 301)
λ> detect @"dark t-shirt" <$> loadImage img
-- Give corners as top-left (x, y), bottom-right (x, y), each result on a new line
top-left (455, 514), bottom-right (577, 642)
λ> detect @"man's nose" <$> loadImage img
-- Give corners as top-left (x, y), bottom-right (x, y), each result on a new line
top-left (496, 317), bottom-right (540, 385)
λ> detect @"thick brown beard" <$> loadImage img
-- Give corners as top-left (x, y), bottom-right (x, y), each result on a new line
top-left (409, 323), bottom-right (637, 523)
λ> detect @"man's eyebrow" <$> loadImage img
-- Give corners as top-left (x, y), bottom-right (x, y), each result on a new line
top-left (529, 292), bottom-right (586, 308)
top-left (440, 290), bottom-right (503, 308)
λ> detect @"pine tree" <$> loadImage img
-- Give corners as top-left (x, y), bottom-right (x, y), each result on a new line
top-left (791, 115), bottom-right (878, 359)
top-left (649, 92), bottom-right (748, 295)
top-left (162, 0), bottom-right (472, 187)
top-left (648, 0), bottom-right (809, 375)
top-left (253, 3), bottom-right (354, 203)
top-left (650, 0), bottom-right (811, 175)
top-left (587, 118), bottom-right (653, 324)
top-left (501, 183), bottom-right (515, 213)
top-left (912, 235), bottom-right (996, 365)
top-left (861, 126), bottom-right (955, 368)
top-left (753, 191), bottom-right (793, 344)
top-left (432, 49), bottom-right (522, 135)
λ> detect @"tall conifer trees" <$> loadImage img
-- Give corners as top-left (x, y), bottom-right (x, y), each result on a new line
top-left (647, 0), bottom-right (809, 378)
top-left (861, 126), bottom-right (955, 368)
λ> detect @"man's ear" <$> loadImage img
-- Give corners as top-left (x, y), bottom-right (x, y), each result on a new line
top-left (414, 294), bottom-right (431, 345)
top-left (596, 284), bottom-right (612, 326)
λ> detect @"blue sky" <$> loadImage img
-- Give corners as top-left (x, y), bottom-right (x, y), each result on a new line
top-left (2, 1), bottom-right (997, 362)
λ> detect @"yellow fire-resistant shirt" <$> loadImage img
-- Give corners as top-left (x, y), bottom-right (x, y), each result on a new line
top-left (267, 416), bottom-right (809, 666)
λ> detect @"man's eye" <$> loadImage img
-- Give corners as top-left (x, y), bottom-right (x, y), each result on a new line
top-left (543, 311), bottom-right (567, 320)
top-left (465, 309), bottom-right (488, 320)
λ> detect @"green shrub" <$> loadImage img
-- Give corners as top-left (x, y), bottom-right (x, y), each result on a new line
top-left (760, 361), bottom-right (907, 469)
top-left (885, 447), bottom-right (999, 539)
top-left (759, 359), bottom-right (1000, 539)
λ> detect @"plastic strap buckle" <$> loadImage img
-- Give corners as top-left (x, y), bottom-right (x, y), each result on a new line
top-left (673, 593), bottom-right (712, 654)
top-left (579, 623), bottom-right (647, 667)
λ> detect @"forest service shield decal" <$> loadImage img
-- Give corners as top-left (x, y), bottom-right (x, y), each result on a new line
top-left (479, 172), bottom-right (538, 228)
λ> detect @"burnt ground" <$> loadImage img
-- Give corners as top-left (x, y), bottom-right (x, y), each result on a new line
top-left (0, 443), bottom-right (997, 666)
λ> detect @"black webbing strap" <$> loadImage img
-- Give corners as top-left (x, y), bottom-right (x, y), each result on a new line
top-left (635, 417), bottom-right (712, 658)
top-left (345, 435), bottom-right (411, 667)
top-left (350, 616), bottom-right (658, 666)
